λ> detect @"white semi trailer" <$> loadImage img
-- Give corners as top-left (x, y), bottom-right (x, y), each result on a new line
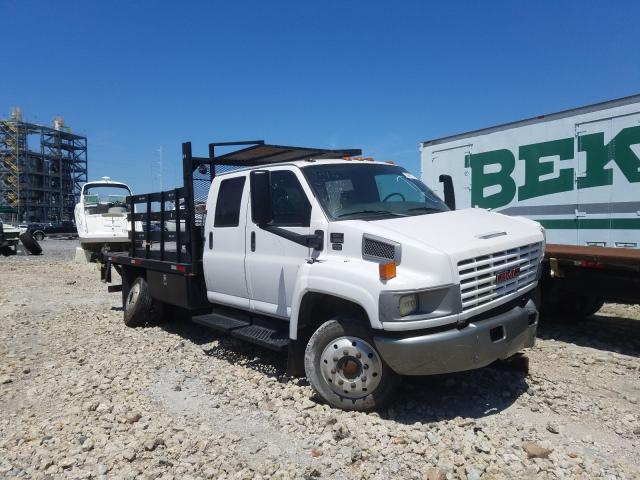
top-left (421, 94), bottom-right (640, 318)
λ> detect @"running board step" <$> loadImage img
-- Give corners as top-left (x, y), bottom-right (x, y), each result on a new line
top-left (192, 311), bottom-right (250, 333)
top-left (231, 325), bottom-right (289, 352)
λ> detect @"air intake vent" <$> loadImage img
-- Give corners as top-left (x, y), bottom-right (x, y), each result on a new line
top-left (362, 235), bottom-right (399, 262)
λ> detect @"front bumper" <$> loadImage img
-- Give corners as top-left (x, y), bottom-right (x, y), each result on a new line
top-left (373, 300), bottom-right (538, 375)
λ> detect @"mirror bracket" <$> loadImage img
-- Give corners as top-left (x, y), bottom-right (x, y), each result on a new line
top-left (260, 225), bottom-right (324, 251)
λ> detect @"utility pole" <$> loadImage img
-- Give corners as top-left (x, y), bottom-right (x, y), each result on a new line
top-left (157, 145), bottom-right (164, 191)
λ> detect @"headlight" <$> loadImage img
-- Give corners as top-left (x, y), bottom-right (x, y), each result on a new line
top-left (399, 294), bottom-right (418, 317)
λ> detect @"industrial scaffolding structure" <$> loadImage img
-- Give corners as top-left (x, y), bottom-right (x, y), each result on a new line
top-left (0, 109), bottom-right (87, 223)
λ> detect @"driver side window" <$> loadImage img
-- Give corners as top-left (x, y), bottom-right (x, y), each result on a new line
top-left (271, 171), bottom-right (311, 227)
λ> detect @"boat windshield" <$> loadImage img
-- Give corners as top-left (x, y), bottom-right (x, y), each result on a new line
top-left (84, 185), bottom-right (131, 206)
top-left (302, 163), bottom-right (448, 221)
top-left (83, 184), bottom-right (131, 214)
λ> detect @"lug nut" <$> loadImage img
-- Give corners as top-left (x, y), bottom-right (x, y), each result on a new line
top-left (363, 364), bottom-right (369, 370)
top-left (350, 383), bottom-right (356, 388)
top-left (355, 352), bottom-right (362, 358)
top-left (333, 357), bottom-right (338, 362)
top-left (331, 369), bottom-right (336, 374)
top-left (361, 375), bottom-right (367, 382)
top-left (343, 350), bottom-right (349, 356)
top-left (338, 379), bottom-right (344, 385)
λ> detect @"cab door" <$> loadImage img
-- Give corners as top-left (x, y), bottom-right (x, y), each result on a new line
top-left (245, 168), bottom-right (312, 318)
top-left (203, 174), bottom-right (250, 309)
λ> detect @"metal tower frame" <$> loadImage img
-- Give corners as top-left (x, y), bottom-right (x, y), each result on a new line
top-left (0, 115), bottom-right (87, 223)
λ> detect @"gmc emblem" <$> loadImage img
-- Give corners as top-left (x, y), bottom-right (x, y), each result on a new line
top-left (496, 267), bottom-right (520, 283)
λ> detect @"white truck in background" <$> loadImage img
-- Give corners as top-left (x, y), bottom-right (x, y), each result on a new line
top-left (421, 94), bottom-right (640, 318)
top-left (100, 140), bottom-right (543, 411)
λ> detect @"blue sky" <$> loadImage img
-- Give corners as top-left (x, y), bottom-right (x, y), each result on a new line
top-left (1, 0), bottom-right (639, 193)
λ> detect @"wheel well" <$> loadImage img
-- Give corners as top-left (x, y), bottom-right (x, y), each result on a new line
top-left (287, 292), bottom-right (371, 377)
top-left (297, 292), bottom-right (369, 338)
top-left (119, 265), bottom-right (146, 305)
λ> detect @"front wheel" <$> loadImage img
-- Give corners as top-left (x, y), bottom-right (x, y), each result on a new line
top-left (304, 319), bottom-right (399, 411)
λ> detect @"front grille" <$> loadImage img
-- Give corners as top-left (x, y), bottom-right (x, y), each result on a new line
top-left (363, 237), bottom-right (395, 261)
top-left (458, 242), bottom-right (542, 312)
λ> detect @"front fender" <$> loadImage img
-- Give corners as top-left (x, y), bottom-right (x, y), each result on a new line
top-left (289, 259), bottom-right (384, 340)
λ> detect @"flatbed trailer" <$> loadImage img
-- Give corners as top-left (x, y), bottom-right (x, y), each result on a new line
top-left (542, 243), bottom-right (640, 307)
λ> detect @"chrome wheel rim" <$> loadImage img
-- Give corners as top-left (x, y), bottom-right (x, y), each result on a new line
top-left (320, 336), bottom-right (382, 399)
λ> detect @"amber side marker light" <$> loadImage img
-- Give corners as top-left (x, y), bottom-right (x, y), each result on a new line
top-left (379, 261), bottom-right (397, 280)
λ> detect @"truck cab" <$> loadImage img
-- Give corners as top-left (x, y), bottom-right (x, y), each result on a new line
top-left (103, 141), bottom-right (544, 411)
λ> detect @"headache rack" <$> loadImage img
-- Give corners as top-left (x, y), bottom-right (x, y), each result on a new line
top-left (123, 140), bottom-right (361, 272)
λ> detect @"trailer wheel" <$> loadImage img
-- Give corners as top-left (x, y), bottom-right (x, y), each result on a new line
top-left (304, 319), bottom-right (399, 411)
top-left (554, 293), bottom-right (604, 321)
top-left (123, 277), bottom-right (155, 327)
top-left (576, 297), bottom-right (604, 318)
top-left (19, 232), bottom-right (43, 255)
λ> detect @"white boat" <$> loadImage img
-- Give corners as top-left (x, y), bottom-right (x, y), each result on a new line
top-left (74, 177), bottom-right (133, 252)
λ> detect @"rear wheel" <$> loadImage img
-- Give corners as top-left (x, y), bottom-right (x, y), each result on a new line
top-left (304, 319), bottom-right (399, 411)
top-left (32, 231), bottom-right (45, 241)
top-left (123, 277), bottom-right (162, 327)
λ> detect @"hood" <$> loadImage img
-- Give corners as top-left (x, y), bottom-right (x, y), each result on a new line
top-left (350, 208), bottom-right (543, 262)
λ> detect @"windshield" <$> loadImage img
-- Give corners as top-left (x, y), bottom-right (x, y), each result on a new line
top-left (302, 163), bottom-right (449, 220)
top-left (83, 185), bottom-right (131, 205)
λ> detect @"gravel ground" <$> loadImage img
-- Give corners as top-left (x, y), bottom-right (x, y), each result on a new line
top-left (1, 240), bottom-right (639, 479)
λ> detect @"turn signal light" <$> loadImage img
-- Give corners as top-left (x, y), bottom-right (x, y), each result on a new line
top-left (379, 261), bottom-right (397, 280)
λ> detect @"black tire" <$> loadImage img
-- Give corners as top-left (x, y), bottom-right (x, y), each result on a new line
top-left (577, 297), bottom-right (604, 318)
top-left (19, 232), bottom-right (43, 255)
top-left (32, 231), bottom-right (45, 241)
top-left (123, 277), bottom-right (156, 327)
top-left (553, 293), bottom-right (604, 321)
top-left (304, 319), bottom-right (400, 411)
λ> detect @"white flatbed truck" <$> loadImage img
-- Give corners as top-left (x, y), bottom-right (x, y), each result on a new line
top-left (421, 94), bottom-right (640, 318)
top-left (101, 140), bottom-right (543, 410)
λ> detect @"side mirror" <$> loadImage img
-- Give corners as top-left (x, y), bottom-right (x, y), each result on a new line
top-left (250, 170), bottom-right (273, 225)
top-left (438, 174), bottom-right (456, 210)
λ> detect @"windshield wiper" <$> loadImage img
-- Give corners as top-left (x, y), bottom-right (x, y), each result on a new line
top-left (407, 206), bottom-right (444, 214)
top-left (338, 210), bottom-right (407, 218)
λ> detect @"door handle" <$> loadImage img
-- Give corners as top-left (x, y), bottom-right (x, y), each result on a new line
top-left (209, 231), bottom-right (213, 249)
top-left (251, 231), bottom-right (256, 252)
